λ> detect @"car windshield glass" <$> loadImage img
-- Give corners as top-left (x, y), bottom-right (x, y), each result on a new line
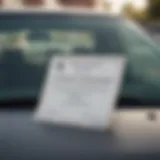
top-left (0, 13), bottom-right (123, 103)
top-left (1, 13), bottom-right (160, 106)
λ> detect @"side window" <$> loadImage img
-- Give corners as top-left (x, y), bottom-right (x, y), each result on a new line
top-left (121, 21), bottom-right (156, 56)
top-left (120, 21), bottom-right (160, 82)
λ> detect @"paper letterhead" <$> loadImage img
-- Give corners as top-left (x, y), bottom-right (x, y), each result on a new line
top-left (35, 55), bottom-right (126, 130)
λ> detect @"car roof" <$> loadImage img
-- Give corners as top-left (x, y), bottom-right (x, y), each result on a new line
top-left (0, 8), bottom-right (122, 19)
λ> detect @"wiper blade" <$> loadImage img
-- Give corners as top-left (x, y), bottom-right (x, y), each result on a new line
top-left (0, 97), bottom-right (36, 109)
top-left (118, 98), bottom-right (144, 106)
top-left (118, 98), bottom-right (160, 108)
top-left (1, 97), bottom-right (160, 110)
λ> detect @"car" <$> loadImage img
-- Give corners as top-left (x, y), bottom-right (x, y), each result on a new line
top-left (0, 10), bottom-right (160, 106)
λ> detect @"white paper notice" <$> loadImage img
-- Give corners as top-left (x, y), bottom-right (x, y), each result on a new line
top-left (35, 55), bottom-right (126, 130)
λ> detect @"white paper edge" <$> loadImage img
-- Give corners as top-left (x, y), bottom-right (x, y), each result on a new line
top-left (34, 53), bottom-right (127, 131)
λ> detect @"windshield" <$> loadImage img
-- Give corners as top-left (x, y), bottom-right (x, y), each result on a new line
top-left (0, 13), bottom-right (124, 103)
top-left (119, 20), bottom-right (159, 53)
top-left (0, 13), bottom-right (160, 106)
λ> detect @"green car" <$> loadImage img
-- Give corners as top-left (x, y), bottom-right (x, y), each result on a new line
top-left (0, 11), bottom-right (160, 105)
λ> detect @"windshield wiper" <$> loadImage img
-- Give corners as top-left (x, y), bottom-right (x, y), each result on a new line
top-left (118, 97), bottom-right (160, 108)
top-left (0, 97), bottom-right (160, 110)
top-left (0, 97), bottom-right (36, 109)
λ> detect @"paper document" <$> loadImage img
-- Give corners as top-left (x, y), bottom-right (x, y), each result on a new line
top-left (35, 55), bottom-right (126, 130)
